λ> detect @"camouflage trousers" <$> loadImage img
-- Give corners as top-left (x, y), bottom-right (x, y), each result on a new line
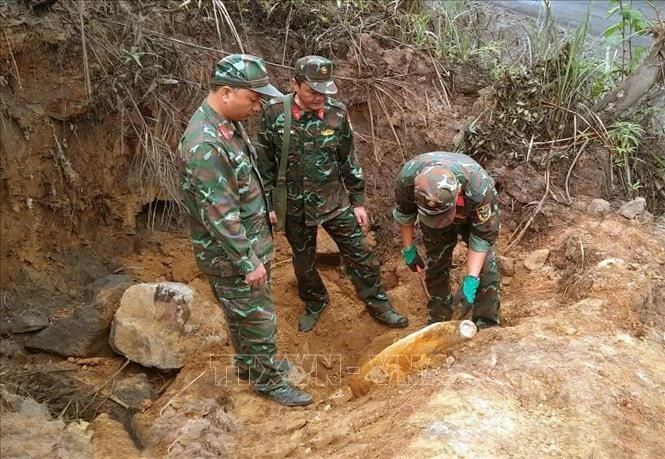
top-left (284, 206), bottom-right (392, 315)
top-left (206, 263), bottom-right (286, 393)
top-left (421, 224), bottom-right (501, 324)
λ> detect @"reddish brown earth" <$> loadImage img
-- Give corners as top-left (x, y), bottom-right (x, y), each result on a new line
top-left (1, 2), bottom-right (664, 458)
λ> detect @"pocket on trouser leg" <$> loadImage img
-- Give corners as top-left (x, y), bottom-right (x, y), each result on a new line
top-left (212, 280), bottom-right (279, 372)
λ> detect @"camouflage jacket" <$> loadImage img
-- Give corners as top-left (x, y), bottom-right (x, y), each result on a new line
top-left (178, 100), bottom-right (274, 277)
top-left (256, 94), bottom-right (365, 226)
top-left (393, 152), bottom-right (500, 252)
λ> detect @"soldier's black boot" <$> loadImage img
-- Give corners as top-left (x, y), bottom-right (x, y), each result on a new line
top-left (257, 383), bottom-right (313, 407)
top-left (298, 303), bottom-right (327, 332)
top-left (370, 308), bottom-right (409, 328)
top-left (473, 317), bottom-right (500, 329)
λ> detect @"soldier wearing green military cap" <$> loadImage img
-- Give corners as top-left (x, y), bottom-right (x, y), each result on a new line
top-left (257, 55), bottom-right (409, 332)
top-left (178, 54), bottom-right (312, 406)
top-left (393, 152), bottom-right (501, 328)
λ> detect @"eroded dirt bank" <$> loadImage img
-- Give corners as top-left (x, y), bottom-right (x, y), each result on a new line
top-left (1, 1), bottom-right (665, 458)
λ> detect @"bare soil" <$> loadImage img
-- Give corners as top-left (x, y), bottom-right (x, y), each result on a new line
top-left (1, 2), bottom-right (665, 458)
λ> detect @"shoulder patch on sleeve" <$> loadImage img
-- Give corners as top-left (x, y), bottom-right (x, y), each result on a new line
top-left (475, 203), bottom-right (492, 223)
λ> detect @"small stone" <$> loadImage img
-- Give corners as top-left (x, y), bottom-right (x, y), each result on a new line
top-left (446, 356), bottom-right (455, 365)
top-left (497, 255), bottom-right (516, 277)
top-left (597, 258), bottom-right (624, 268)
top-left (329, 386), bottom-right (353, 406)
top-left (618, 197), bottom-right (646, 219)
top-left (113, 373), bottom-right (157, 411)
top-left (523, 249), bottom-right (550, 271)
top-left (501, 277), bottom-right (512, 286)
top-left (565, 327), bottom-right (577, 335)
top-left (587, 198), bottom-right (610, 216)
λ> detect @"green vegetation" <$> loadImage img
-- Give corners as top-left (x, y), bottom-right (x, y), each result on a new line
top-left (604, 0), bottom-right (649, 77)
top-left (44, 0), bottom-right (662, 219)
top-left (607, 120), bottom-right (646, 196)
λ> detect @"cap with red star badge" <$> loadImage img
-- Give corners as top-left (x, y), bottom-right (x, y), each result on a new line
top-left (294, 55), bottom-right (338, 95)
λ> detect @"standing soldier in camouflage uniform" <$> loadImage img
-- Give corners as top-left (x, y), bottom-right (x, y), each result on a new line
top-left (178, 54), bottom-right (312, 406)
top-left (393, 152), bottom-right (501, 328)
top-left (256, 55), bottom-right (408, 332)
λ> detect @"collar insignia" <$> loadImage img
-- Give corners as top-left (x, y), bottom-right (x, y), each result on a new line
top-left (217, 123), bottom-right (233, 140)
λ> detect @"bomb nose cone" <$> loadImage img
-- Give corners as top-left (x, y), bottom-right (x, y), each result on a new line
top-left (459, 320), bottom-right (478, 338)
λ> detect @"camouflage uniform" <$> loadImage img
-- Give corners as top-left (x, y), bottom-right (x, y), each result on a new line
top-left (178, 55), bottom-right (287, 394)
top-left (393, 152), bottom-right (501, 325)
top-left (256, 56), bottom-right (407, 329)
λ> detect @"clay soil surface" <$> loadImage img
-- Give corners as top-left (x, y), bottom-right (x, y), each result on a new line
top-left (124, 210), bottom-right (665, 458)
top-left (1, 1), bottom-right (665, 458)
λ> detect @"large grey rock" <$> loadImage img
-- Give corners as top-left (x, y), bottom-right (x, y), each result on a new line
top-left (84, 274), bottom-right (134, 308)
top-left (619, 197), bottom-right (646, 219)
top-left (587, 199), bottom-right (611, 216)
top-left (25, 275), bottom-right (133, 358)
top-left (109, 283), bottom-right (205, 370)
top-left (25, 309), bottom-right (114, 357)
top-left (0, 310), bottom-right (49, 334)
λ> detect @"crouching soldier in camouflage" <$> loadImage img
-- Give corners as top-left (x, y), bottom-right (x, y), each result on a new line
top-left (393, 152), bottom-right (501, 328)
top-left (178, 54), bottom-right (312, 406)
top-left (256, 55), bottom-right (408, 332)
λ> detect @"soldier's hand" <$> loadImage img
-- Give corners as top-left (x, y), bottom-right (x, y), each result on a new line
top-left (245, 263), bottom-right (267, 287)
top-left (461, 274), bottom-right (480, 303)
top-left (353, 206), bottom-right (368, 228)
top-left (269, 211), bottom-right (277, 224)
top-left (401, 244), bottom-right (425, 273)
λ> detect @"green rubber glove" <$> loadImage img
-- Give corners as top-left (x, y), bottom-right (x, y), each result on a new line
top-left (461, 275), bottom-right (480, 303)
top-left (401, 244), bottom-right (425, 272)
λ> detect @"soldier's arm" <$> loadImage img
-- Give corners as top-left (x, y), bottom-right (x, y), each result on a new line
top-left (337, 110), bottom-right (365, 206)
top-left (185, 143), bottom-right (262, 275)
top-left (466, 172), bottom-right (500, 253)
top-left (256, 107), bottom-right (277, 212)
top-left (392, 176), bottom-right (418, 227)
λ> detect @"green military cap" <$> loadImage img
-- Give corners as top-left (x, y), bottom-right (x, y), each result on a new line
top-left (211, 53), bottom-right (283, 97)
top-left (293, 55), bottom-right (338, 95)
top-left (414, 166), bottom-right (460, 228)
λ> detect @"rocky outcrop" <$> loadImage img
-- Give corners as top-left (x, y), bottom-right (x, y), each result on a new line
top-left (132, 368), bottom-right (237, 457)
top-left (25, 275), bottom-right (134, 357)
top-left (0, 386), bottom-right (93, 459)
top-left (109, 282), bottom-right (207, 370)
